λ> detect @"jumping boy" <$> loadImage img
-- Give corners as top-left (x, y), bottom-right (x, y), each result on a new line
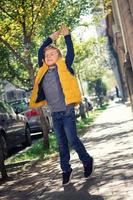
top-left (30, 25), bottom-right (93, 185)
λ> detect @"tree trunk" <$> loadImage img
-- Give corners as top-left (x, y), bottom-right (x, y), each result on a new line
top-left (24, 42), bottom-right (35, 86)
top-left (0, 161), bottom-right (8, 180)
top-left (77, 74), bottom-right (86, 119)
top-left (0, 137), bottom-right (8, 180)
top-left (124, 60), bottom-right (133, 111)
top-left (26, 62), bottom-right (35, 86)
top-left (38, 107), bottom-right (50, 149)
top-left (79, 102), bottom-right (86, 119)
top-left (77, 74), bottom-right (85, 96)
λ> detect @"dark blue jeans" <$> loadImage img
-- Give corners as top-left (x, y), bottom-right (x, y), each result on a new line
top-left (52, 106), bottom-right (92, 172)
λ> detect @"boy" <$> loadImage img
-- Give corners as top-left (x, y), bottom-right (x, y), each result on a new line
top-left (30, 25), bottom-right (93, 185)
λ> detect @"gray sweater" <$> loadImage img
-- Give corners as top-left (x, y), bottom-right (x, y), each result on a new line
top-left (42, 66), bottom-right (67, 112)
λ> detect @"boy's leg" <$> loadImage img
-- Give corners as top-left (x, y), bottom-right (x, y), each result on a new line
top-left (63, 106), bottom-right (93, 167)
top-left (52, 112), bottom-right (71, 172)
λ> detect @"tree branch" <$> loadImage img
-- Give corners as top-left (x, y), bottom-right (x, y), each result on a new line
top-left (31, 0), bottom-right (34, 25)
top-left (0, 6), bottom-right (15, 20)
top-left (20, 0), bottom-right (28, 44)
top-left (0, 36), bottom-right (26, 66)
top-left (0, 3), bottom-right (24, 26)
top-left (29, 0), bottom-right (46, 36)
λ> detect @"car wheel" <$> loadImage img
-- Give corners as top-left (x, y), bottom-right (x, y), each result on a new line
top-left (0, 135), bottom-right (7, 160)
top-left (23, 126), bottom-right (32, 147)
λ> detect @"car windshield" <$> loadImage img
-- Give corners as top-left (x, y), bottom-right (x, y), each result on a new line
top-left (10, 100), bottom-right (29, 113)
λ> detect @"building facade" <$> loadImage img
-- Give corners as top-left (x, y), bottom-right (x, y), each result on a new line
top-left (106, 0), bottom-right (133, 109)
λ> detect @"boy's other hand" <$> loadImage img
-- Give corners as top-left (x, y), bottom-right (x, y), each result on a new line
top-left (60, 25), bottom-right (69, 36)
top-left (50, 31), bottom-right (60, 41)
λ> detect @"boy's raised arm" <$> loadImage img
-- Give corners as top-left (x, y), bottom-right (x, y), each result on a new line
top-left (61, 25), bottom-right (75, 73)
top-left (65, 34), bottom-right (75, 70)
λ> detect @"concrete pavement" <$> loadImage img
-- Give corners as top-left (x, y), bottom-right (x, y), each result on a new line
top-left (0, 102), bottom-right (133, 200)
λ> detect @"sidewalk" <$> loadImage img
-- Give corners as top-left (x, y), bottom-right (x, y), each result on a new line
top-left (0, 103), bottom-right (133, 200)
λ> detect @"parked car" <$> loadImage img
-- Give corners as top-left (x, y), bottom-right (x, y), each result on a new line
top-left (0, 100), bottom-right (31, 157)
top-left (9, 99), bottom-right (53, 134)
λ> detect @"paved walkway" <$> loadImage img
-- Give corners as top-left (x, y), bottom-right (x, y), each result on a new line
top-left (0, 103), bottom-right (133, 200)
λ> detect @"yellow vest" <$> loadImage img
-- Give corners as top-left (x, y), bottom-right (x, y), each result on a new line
top-left (29, 58), bottom-right (82, 108)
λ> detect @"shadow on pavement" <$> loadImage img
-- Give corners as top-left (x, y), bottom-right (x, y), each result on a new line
top-left (41, 182), bottom-right (104, 200)
top-left (0, 158), bottom-right (104, 200)
top-left (83, 128), bottom-right (133, 145)
top-left (0, 103), bottom-right (132, 199)
top-left (90, 118), bottom-right (133, 132)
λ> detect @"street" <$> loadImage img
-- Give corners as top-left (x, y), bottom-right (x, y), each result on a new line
top-left (0, 102), bottom-right (133, 200)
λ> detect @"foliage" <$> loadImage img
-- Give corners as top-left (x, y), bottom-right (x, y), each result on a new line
top-left (0, 0), bottom-right (97, 88)
top-left (103, 0), bottom-right (112, 14)
top-left (41, 0), bottom-right (95, 36)
top-left (55, 32), bottom-right (109, 98)
top-left (87, 78), bottom-right (107, 95)
top-left (71, 36), bottom-right (108, 85)
top-left (0, 44), bottom-right (30, 88)
top-left (91, 0), bottom-right (111, 23)
top-left (95, 78), bottom-right (107, 96)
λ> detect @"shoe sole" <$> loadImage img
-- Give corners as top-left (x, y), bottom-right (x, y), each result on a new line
top-left (84, 159), bottom-right (94, 179)
top-left (62, 171), bottom-right (73, 186)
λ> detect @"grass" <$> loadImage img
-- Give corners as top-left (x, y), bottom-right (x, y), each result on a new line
top-left (6, 103), bottom-right (108, 165)
top-left (6, 133), bottom-right (58, 164)
top-left (77, 103), bottom-right (108, 129)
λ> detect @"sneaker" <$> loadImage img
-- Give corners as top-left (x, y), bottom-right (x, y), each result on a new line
top-left (62, 168), bottom-right (73, 186)
top-left (84, 157), bottom-right (94, 179)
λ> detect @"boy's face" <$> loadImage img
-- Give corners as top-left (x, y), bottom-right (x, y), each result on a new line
top-left (45, 49), bottom-right (59, 66)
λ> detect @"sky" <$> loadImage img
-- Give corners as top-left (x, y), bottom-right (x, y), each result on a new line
top-left (72, 15), bottom-right (98, 41)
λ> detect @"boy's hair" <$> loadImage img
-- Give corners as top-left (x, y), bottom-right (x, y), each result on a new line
top-left (44, 45), bottom-right (62, 58)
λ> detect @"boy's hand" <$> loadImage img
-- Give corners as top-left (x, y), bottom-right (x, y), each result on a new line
top-left (49, 31), bottom-right (60, 41)
top-left (60, 25), bottom-right (69, 36)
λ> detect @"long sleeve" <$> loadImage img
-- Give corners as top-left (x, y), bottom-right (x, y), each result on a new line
top-left (65, 35), bottom-right (75, 74)
top-left (38, 37), bottom-right (53, 67)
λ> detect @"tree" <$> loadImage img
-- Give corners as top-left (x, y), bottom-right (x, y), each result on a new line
top-left (0, 0), bottom-right (58, 149)
top-left (0, 0), bottom-right (59, 86)
top-left (0, 0), bottom-right (97, 149)
top-left (94, 78), bottom-right (107, 107)
top-left (0, 44), bottom-right (30, 88)
top-left (0, 0), bottom-right (96, 86)
top-left (70, 36), bottom-right (108, 96)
